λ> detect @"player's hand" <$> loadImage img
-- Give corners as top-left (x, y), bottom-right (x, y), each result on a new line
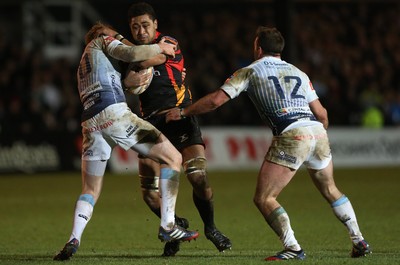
top-left (182, 67), bottom-right (187, 82)
top-left (166, 107), bottom-right (182, 123)
top-left (124, 70), bottom-right (152, 88)
top-left (158, 38), bottom-right (176, 58)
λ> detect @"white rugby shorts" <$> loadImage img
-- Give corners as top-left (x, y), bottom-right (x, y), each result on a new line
top-left (265, 124), bottom-right (332, 170)
top-left (81, 102), bottom-right (161, 161)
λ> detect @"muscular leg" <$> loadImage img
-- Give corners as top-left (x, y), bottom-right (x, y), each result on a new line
top-left (138, 157), bottom-right (162, 217)
top-left (253, 159), bottom-right (301, 251)
top-left (54, 160), bottom-right (107, 261)
top-left (308, 160), bottom-right (365, 244)
top-left (137, 133), bottom-right (182, 230)
top-left (182, 144), bottom-right (231, 251)
top-left (139, 143), bottom-right (214, 229)
top-left (70, 160), bottom-right (107, 242)
top-left (181, 145), bottom-right (213, 226)
top-left (137, 140), bottom-right (190, 256)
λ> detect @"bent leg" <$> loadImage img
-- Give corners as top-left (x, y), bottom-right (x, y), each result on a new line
top-left (138, 157), bottom-right (162, 217)
top-left (254, 160), bottom-right (301, 251)
top-left (135, 133), bottom-right (182, 230)
top-left (181, 145), bottom-right (214, 227)
top-left (308, 160), bottom-right (342, 203)
top-left (308, 160), bottom-right (365, 244)
top-left (182, 145), bottom-right (231, 251)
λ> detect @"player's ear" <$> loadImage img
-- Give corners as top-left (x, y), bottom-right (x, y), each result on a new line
top-left (154, 19), bottom-right (158, 30)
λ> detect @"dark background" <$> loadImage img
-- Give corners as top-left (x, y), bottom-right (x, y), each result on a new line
top-left (1, 0), bottom-right (399, 172)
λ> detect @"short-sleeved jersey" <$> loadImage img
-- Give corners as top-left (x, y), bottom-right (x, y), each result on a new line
top-left (77, 35), bottom-right (161, 121)
top-left (137, 31), bottom-right (192, 117)
top-left (221, 56), bottom-right (319, 135)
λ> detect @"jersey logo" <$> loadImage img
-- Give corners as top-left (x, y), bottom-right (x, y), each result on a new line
top-left (277, 150), bottom-right (297, 164)
top-left (179, 133), bottom-right (189, 143)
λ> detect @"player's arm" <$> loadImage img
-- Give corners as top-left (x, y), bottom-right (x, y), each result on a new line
top-left (99, 24), bottom-right (176, 61)
top-left (309, 99), bottom-right (329, 129)
top-left (122, 54), bottom-right (165, 89)
top-left (138, 54), bottom-right (167, 68)
top-left (106, 37), bottom-right (175, 62)
top-left (100, 26), bottom-right (174, 63)
top-left (166, 89), bottom-right (231, 122)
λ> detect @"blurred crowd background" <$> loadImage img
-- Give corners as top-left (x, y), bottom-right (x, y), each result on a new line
top-left (1, 0), bottom-right (400, 146)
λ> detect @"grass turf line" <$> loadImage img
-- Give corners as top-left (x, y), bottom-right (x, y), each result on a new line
top-left (0, 167), bottom-right (399, 264)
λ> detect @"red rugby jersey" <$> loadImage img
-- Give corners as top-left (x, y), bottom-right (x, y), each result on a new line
top-left (138, 31), bottom-right (192, 117)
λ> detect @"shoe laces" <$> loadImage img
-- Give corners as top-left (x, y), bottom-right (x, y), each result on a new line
top-left (206, 229), bottom-right (229, 243)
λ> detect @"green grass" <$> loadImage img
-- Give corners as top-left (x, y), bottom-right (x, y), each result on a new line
top-left (1, 167), bottom-right (399, 265)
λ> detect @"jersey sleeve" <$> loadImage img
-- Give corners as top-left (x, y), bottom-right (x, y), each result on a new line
top-left (102, 36), bottom-right (162, 63)
top-left (304, 75), bottom-right (319, 103)
top-left (220, 67), bottom-right (252, 99)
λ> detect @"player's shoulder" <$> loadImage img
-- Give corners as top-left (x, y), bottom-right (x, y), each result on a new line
top-left (279, 59), bottom-right (309, 78)
top-left (290, 63), bottom-right (310, 80)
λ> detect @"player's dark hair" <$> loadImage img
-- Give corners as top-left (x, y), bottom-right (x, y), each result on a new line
top-left (128, 2), bottom-right (157, 21)
top-left (256, 26), bottom-right (285, 56)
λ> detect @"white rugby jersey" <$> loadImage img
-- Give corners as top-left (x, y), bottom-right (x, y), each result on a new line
top-left (77, 35), bottom-right (161, 121)
top-left (221, 56), bottom-right (320, 135)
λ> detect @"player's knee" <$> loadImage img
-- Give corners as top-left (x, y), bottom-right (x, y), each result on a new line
top-left (82, 160), bottom-right (107, 178)
top-left (253, 192), bottom-right (275, 209)
top-left (253, 194), bottom-right (263, 209)
top-left (184, 156), bottom-right (207, 176)
top-left (184, 157), bottom-right (208, 187)
top-left (164, 149), bottom-right (182, 171)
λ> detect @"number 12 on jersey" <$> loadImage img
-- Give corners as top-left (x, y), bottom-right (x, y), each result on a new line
top-left (268, 76), bottom-right (305, 100)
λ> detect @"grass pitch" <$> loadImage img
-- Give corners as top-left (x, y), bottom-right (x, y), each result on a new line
top-left (0, 167), bottom-right (399, 265)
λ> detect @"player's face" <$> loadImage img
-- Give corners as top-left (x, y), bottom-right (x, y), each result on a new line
top-left (130, 14), bottom-right (157, 45)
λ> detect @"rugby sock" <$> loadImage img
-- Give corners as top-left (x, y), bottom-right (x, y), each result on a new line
top-left (69, 194), bottom-right (95, 242)
top-left (159, 168), bottom-right (180, 230)
top-left (266, 207), bottom-right (301, 251)
top-left (148, 207), bottom-right (183, 224)
top-left (331, 195), bottom-right (364, 243)
top-left (193, 192), bottom-right (216, 231)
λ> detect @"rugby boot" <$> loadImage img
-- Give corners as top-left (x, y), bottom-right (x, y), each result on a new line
top-left (205, 228), bottom-right (232, 252)
top-left (162, 217), bottom-right (189, 256)
top-left (53, 238), bottom-right (79, 261)
top-left (158, 225), bottom-right (198, 242)
top-left (265, 249), bottom-right (306, 261)
top-left (351, 240), bottom-right (371, 258)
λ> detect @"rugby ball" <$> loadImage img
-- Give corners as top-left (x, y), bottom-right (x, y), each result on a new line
top-left (125, 66), bottom-right (154, 95)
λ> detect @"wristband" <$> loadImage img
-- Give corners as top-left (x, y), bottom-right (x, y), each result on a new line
top-left (114, 33), bottom-right (124, 41)
top-left (179, 108), bottom-right (186, 119)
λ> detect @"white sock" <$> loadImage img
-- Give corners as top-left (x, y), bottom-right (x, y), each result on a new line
top-left (331, 195), bottom-right (364, 243)
top-left (69, 194), bottom-right (94, 243)
top-left (267, 207), bottom-right (301, 251)
top-left (159, 168), bottom-right (180, 230)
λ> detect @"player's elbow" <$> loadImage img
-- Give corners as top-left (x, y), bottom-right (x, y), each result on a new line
top-left (209, 101), bottom-right (220, 111)
top-left (209, 89), bottom-right (230, 110)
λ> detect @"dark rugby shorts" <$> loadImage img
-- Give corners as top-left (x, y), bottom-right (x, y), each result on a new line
top-left (138, 114), bottom-right (205, 158)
